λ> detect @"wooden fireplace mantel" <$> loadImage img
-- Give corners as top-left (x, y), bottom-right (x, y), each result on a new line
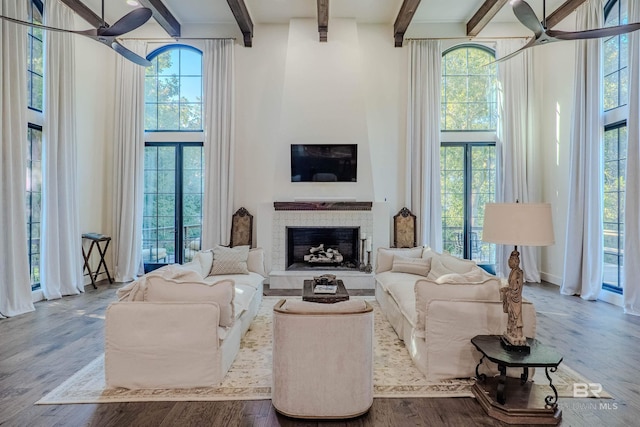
top-left (274, 201), bottom-right (373, 211)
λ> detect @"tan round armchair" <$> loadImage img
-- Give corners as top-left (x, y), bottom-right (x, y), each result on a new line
top-left (272, 299), bottom-right (374, 419)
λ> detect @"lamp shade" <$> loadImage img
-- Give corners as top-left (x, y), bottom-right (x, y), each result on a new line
top-left (482, 203), bottom-right (555, 246)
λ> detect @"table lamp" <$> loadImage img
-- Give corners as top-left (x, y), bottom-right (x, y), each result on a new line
top-left (482, 203), bottom-right (554, 353)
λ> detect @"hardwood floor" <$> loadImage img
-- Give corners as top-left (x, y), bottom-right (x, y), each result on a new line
top-left (1, 281), bottom-right (639, 426)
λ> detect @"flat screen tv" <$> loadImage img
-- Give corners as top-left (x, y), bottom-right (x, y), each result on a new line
top-left (291, 144), bottom-right (357, 182)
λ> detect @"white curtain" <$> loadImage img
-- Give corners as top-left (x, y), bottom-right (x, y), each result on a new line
top-left (0, 0), bottom-right (35, 317)
top-left (495, 39), bottom-right (540, 281)
top-left (201, 39), bottom-right (235, 249)
top-left (561, 1), bottom-right (603, 300)
top-left (406, 40), bottom-right (442, 251)
top-left (624, 0), bottom-right (640, 315)
top-left (112, 41), bottom-right (146, 282)
top-left (41, 0), bottom-right (83, 299)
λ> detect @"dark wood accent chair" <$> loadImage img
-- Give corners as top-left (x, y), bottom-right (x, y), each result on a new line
top-left (393, 207), bottom-right (417, 248)
top-left (229, 207), bottom-right (253, 247)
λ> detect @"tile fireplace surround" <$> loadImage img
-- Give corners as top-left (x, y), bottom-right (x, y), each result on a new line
top-left (257, 201), bottom-right (390, 289)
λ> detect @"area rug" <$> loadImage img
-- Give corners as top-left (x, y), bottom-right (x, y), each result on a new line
top-left (36, 297), bottom-right (601, 404)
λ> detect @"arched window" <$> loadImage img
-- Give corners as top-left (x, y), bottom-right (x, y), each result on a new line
top-left (440, 45), bottom-right (497, 271)
top-left (145, 45), bottom-right (203, 131)
top-left (602, 0), bottom-right (628, 294)
top-left (143, 45), bottom-right (204, 270)
top-left (441, 45), bottom-right (497, 131)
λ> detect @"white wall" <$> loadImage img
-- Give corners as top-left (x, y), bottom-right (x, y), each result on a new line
top-left (234, 22), bottom-right (407, 246)
top-left (74, 29), bottom-right (116, 281)
top-left (537, 17), bottom-right (579, 286)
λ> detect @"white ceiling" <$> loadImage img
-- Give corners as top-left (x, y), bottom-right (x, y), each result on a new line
top-left (81, 0), bottom-right (570, 33)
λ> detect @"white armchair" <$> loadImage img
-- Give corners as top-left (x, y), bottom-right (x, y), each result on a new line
top-left (272, 299), bottom-right (374, 419)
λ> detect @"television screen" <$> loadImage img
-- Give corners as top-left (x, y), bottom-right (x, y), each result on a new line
top-left (291, 144), bottom-right (357, 182)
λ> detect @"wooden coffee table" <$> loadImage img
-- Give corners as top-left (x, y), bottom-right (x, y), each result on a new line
top-left (302, 279), bottom-right (349, 303)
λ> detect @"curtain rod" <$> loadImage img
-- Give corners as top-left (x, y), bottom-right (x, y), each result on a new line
top-left (406, 36), bottom-right (531, 41)
top-left (118, 37), bottom-right (236, 41)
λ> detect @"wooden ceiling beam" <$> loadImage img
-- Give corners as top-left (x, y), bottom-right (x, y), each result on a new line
top-left (394, 0), bottom-right (422, 47)
top-left (466, 0), bottom-right (509, 37)
top-left (226, 0), bottom-right (254, 47)
top-left (59, 0), bottom-right (105, 28)
top-left (545, 0), bottom-right (587, 29)
top-left (139, 0), bottom-right (181, 38)
top-left (318, 0), bottom-right (329, 42)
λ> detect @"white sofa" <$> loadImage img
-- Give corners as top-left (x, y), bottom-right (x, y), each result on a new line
top-left (105, 246), bottom-right (266, 389)
top-left (375, 247), bottom-right (537, 381)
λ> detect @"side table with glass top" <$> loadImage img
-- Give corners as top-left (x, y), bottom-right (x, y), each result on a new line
top-left (471, 334), bottom-right (563, 425)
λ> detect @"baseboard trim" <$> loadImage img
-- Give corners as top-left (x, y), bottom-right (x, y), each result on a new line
top-left (540, 272), bottom-right (561, 286)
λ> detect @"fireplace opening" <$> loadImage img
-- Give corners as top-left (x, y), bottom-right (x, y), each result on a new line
top-left (286, 227), bottom-right (360, 270)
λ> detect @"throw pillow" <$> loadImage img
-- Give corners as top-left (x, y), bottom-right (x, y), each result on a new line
top-left (144, 276), bottom-right (235, 327)
top-left (375, 247), bottom-right (424, 273)
top-left (247, 248), bottom-right (267, 277)
top-left (210, 245), bottom-right (250, 276)
top-left (427, 257), bottom-right (450, 279)
top-left (391, 255), bottom-right (431, 276)
top-left (192, 250), bottom-right (214, 278)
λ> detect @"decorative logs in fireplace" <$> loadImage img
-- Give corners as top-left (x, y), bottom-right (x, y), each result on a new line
top-left (287, 227), bottom-right (359, 270)
top-left (303, 244), bottom-right (344, 264)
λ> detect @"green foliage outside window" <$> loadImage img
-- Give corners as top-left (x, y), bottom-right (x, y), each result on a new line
top-left (603, 0), bottom-right (628, 110)
top-left (145, 47), bottom-right (203, 131)
top-left (26, 127), bottom-right (42, 287)
top-left (441, 46), bottom-right (497, 131)
top-left (27, 1), bottom-right (43, 111)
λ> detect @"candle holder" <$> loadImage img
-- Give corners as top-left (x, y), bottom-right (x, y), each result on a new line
top-left (359, 238), bottom-right (367, 271)
top-left (364, 250), bottom-right (372, 273)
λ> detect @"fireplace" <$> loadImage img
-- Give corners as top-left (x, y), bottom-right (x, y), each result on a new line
top-left (286, 227), bottom-right (360, 270)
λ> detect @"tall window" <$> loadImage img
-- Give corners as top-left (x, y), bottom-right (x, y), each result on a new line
top-left (27, 0), bottom-right (44, 290)
top-left (145, 45), bottom-right (203, 130)
top-left (26, 125), bottom-right (42, 289)
top-left (143, 45), bottom-right (204, 268)
top-left (603, 0), bottom-right (628, 110)
top-left (602, 0), bottom-right (628, 293)
top-left (27, 0), bottom-right (43, 111)
top-left (441, 143), bottom-right (496, 266)
top-left (441, 45), bottom-right (497, 269)
top-left (441, 45), bottom-right (497, 131)
top-left (603, 124), bottom-right (626, 291)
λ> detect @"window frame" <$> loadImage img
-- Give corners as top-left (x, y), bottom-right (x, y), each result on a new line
top-left (27, 0), bottom-right (44, 112)
top-left (603, 0), bottom-right (628, 111)
top-left (440, 141), bottom-right (497, 271)
top-left (143, 141), bottom-right (204, 268)
top-left (601, 0), bottom-right (628, 297)
top-left (27, 0), bottom-right (45, 292)
top-left (441, 44), bottom-right (498, 132)
top-left (26, 123), bottom-right (43, 290)
top-left (144, 44), bottom-right (204, 133)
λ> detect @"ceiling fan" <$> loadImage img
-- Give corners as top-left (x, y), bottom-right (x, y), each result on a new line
top-left (0, 0), bottom-right (152, 66)
top-left (497, 0), bottom-right (640, 63)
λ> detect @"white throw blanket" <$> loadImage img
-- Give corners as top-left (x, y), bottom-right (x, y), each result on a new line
top-left (116, 264), bottom-right (203, 301)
